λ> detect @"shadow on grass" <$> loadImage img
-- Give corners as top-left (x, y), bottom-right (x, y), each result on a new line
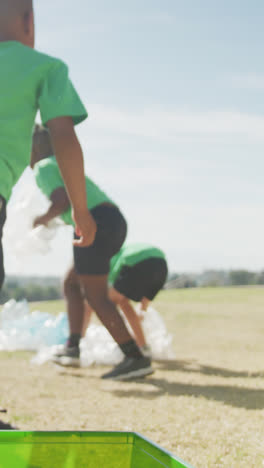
top-left (108, 377), bottom-right (264, 410)
top-left (155, 359), bottom-right (264, 378)
top-left (57, 371), bottom-right (86, 379)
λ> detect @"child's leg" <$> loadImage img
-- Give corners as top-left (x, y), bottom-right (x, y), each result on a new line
top-left (80, 274), bottom-right (141, 348)
top-left (73, 205), bottom-right (153, 379)
top-left (0, 197), bottom-right (6, 291)
top-left (82, 300), bottom-right (93, 337)
top-left (63, 267), bottom-right (85, 338)
top-left (63, 268), bottom-right (93, 339)
top-left (53, 268), bottom-right (85, 366)
top-left (78, 274), bottom-right (154, 380)
top-left (53, 268), bottom-right (89, 366)
top-left (73, 205), bottom-right (139, 348)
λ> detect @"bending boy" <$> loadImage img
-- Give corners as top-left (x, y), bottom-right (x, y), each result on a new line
top-left (64, 243), bottom-right (168, 357)
top-left (31, 126), bottom-right (153, 381)
top-left (108, 243), bottom-right (168, 349)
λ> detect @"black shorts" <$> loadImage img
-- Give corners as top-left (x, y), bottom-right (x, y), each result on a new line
top-left (74, 204), bottom-right (127, 275)
top-left (0, 196), bottom-right (6, 290)
top-left (114, 257), bottom-right (168, 302)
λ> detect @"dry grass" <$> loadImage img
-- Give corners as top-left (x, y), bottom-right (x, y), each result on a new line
top-left (1, 287), bottom-right (264, 467)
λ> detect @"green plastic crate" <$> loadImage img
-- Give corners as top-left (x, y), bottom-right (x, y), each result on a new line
top-left (0, 431), bottom-right (194, 468)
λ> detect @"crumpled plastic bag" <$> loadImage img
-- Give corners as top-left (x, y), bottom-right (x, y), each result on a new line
top-left (3, 180), bottom-right (62, 259)
top-left (0, 299), bottom-right (174, 365)
top-left (139, 304), bottom-right (175, 360)
top-left (0, 299), bottom-right (68, 351)
top-left (33, 326), bottom-right (124, 367)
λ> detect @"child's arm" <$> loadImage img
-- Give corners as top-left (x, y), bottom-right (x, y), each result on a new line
top-left (47, 116), bottom-right (96, 247)
top-left (33, 187), bottom-right (69, 227)
top-left (108, 288), bottom-right (146, 347)
top-left (140, 297), bottom-right (150, 313)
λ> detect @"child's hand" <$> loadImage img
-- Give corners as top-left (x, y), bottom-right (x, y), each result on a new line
top-left (138, 310), bottom-right (145, 321)
top-left (73, 209), bottom-right (97, 247)
top-left (33, 215), bottom-right (48, 227)
top-left (141, 297), bottom-right (150, 312)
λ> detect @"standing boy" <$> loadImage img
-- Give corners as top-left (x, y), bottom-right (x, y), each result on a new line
top-left (0, 0), bottom-right (96, 293)
top-left (0, 0), bottom-right (97, 430)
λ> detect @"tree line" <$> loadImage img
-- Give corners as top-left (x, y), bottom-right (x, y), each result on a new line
top-left (1, 269), bottom-right (264, 304)
top-left (0, 276), bottom-right (62, 304)
top-left (166, 269), bottom-right (264, 289)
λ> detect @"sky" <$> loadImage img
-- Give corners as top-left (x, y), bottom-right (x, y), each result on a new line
top-left (3, 0), bottom-right (264, 276)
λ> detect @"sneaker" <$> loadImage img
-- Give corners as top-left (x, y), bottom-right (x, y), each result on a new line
top-left (0, 420), bottom-right (17, 430)
top-left (101, 356), bottom-right (154, 381)
top-left (51, 345), bottom-right (80, 367)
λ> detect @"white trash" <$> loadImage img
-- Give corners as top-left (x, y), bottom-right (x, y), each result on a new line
top-left (3, 181), bottom-right (62, 259)
top-left (0, 299), bottom-right (68, 351)
top-left (0, 299), bottom-right (174, 364)
top-left (139, 305), bottom-right (175, 360)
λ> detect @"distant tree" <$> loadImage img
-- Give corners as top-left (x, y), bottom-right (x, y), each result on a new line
top-left (255, 271), bottom-right (264, 285)
top-left (0, 280), bottom-right (62, 304)
top-left (6, 279), bottom-right (18, 288)
top-left (229, 270), bottom-right (257, 286)
top-left (0, 285), bottom-right (10, 303)
top-left (45, 286), bottom-right (62, 300)
top-left (198, 270), bottom-right (229, 287)
top-left (167, 272), bottom-right (179, 282)
top-left (165, 274), bottom-right (197, 289)
top-left (13, 287), bottom-right (26, 301)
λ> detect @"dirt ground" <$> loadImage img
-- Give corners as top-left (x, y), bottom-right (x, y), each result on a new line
top-left (1, 288), bottom-right (264, 467)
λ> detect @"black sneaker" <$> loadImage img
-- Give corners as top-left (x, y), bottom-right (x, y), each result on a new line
top-left (51, 345), bottom-right (80, 367)
top-left (101, 356), bottom-right (154, 381)
top-left (0, 420), bottom-right (17, 430)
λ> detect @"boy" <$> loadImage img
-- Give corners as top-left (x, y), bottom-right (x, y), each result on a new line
top-left (108, 243), bottom-right (168, 349)
top-left (64, 243), bottom-right (168, 357)
top-left (0, 0), bottom-right (96, 293)
top-left (31, 126), bottom-right (153, 381)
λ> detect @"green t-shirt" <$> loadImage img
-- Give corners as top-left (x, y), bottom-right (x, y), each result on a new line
top-left (34, 156), bottom-right (115, 226)
top-left (109, 243), bottom-right (167, 285)
top-left (0, 41), bottom-right (87, 201)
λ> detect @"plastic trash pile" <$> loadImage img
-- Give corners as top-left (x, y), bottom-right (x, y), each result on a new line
top-left (0, 299), bottom-right (175, 366)
top-left (0, 299), bottom-right (69, 351)
top-left (1, 176), bottom-right (175, 365)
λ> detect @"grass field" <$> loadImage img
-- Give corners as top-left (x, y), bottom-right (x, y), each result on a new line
top-left (1, 287), bottom-right (264, 467)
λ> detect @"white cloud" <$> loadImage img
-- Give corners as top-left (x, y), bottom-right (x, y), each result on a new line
top-left (83, 105), bottom-right (264, 143)
top-left (231, 74), bottom-right (264, 90)
top-left (126, 202), bottom-right (264, 273)
top-left (95, 166), bottom-right (182, 187)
